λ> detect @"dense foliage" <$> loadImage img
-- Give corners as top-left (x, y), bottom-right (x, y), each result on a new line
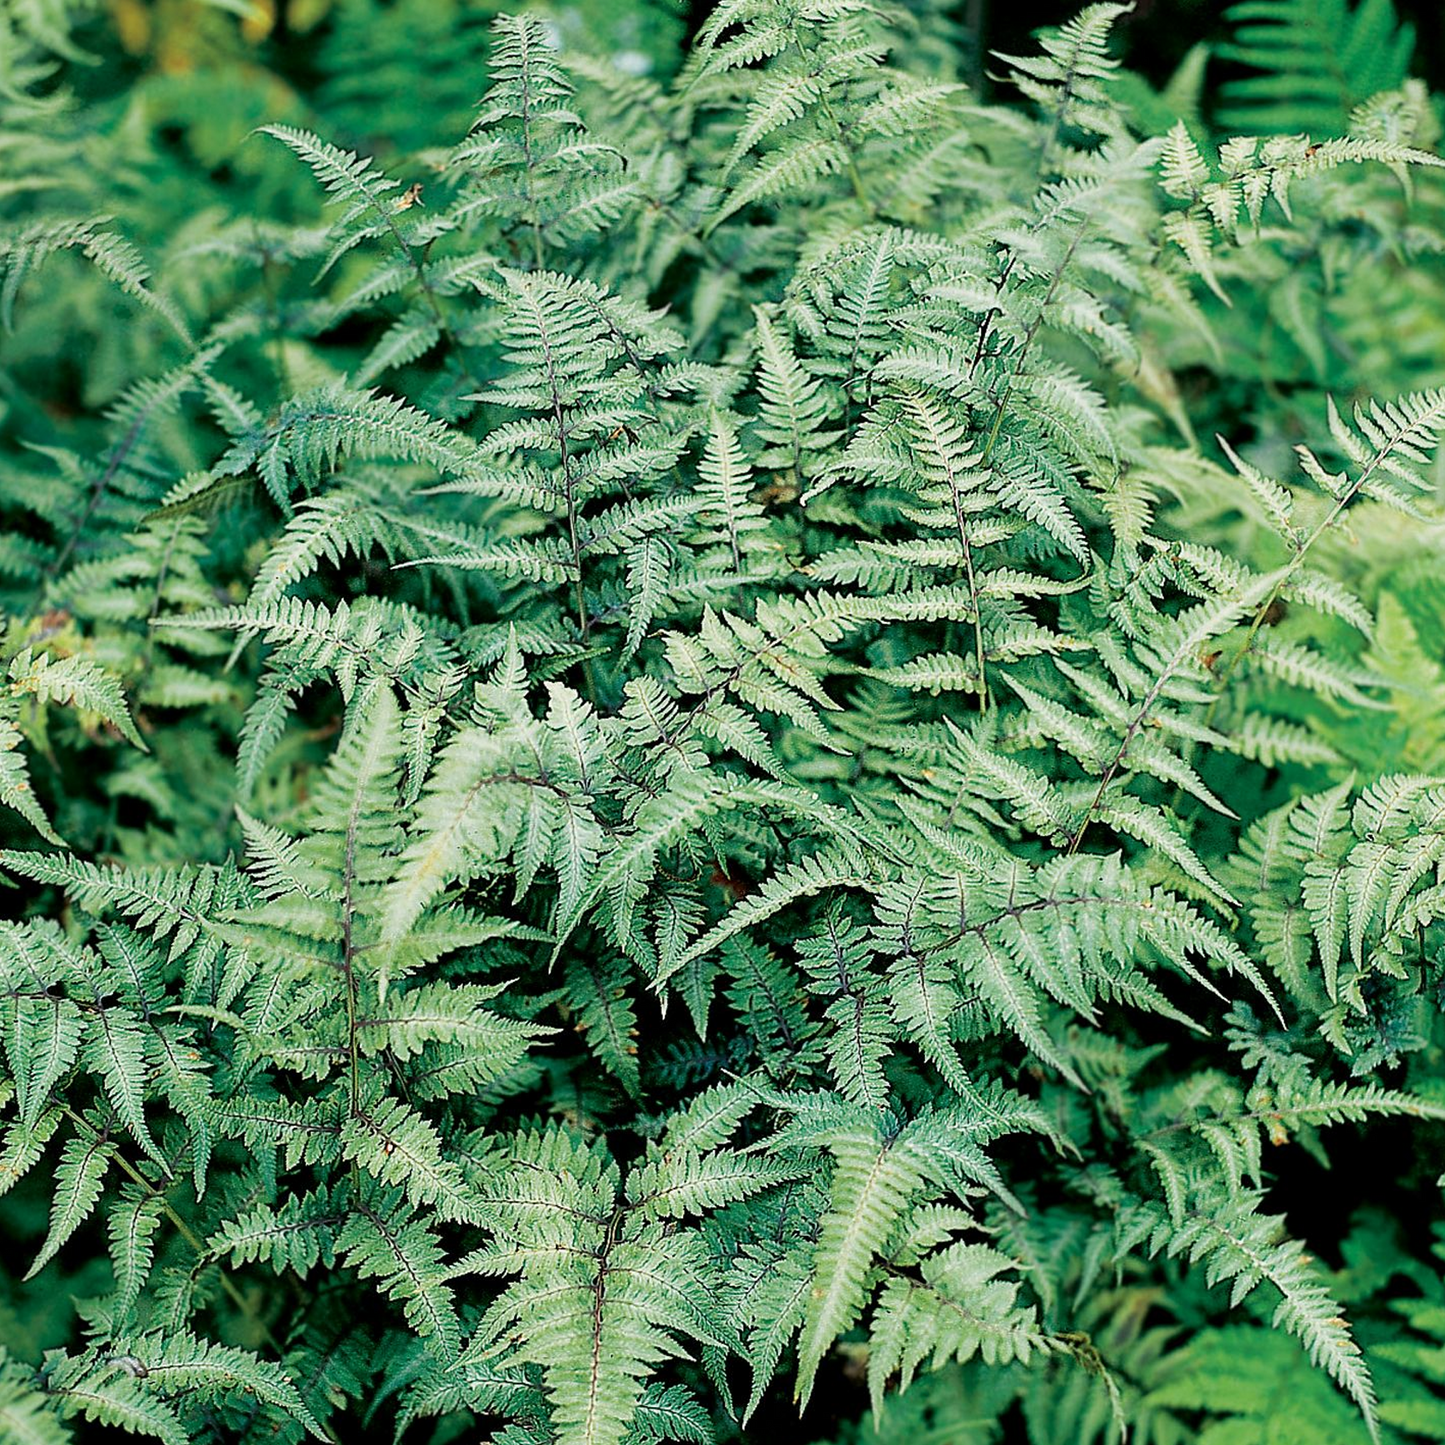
top-left (3, 1), bottom-right (1445, 1442)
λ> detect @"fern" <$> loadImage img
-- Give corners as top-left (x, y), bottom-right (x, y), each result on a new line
top-left (1217, 0), bottom-right (1417, 135)
top-left (2, 4), bottom-right (1445, 1444)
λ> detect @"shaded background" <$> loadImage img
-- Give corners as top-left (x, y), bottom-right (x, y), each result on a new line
top-left (82, 0), bottom-right (1445, 117)
top-left (947, 0), bottom-right (1445, 99)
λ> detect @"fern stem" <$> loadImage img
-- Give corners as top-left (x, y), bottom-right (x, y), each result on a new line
top-left (514, 20), bottom-right (548, 270)
top-left (341, 768), bottom-right (363, 1115)
top-left (792, 29), bottom-right (877, 218)
top-left (533, 312), bottom-right (596, 699)
top-left (45, 397), bottom-right (158, 588)
top-left (1180, 404), bottom-right (1445, 814)
top-left (979, 225), bottom-right (1084, 472)
top-left (353, 168), bottom-right (485, 394)
top-left (1038, 32), bottom-right (1087, 177)
top-left (1211, 491), bottom-right (1360, 702)
top-left (256, 230), bottom-right (292, 403)
top-left (59, 1109), bottom-right (346, 1442)
top-left (972, 229), bottom-right (1086, 710)
top-left (649, 197), bottom-right (735, 272)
